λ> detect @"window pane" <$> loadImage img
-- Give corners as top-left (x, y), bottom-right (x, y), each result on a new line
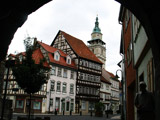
top-left (51, 81), bottom-right (55, 91)
top-left (82, 101), bottom-right (86, 110)
top-left (63, 69), bottom-right (67, 78)
top-left (57, 68), bottom-right (62, 77)
top-left (33, 101), bottom-right (41, 110)
top-left (16, 100), bottom-right (24, 108)
top-left (51, 66), bottom-right (56, 75)
top-left (70, 84), bottom-right (74, 94)
top-left (70, 71), bottom-right (74, 79)
top-left (62, 83), bottom-right (67, 93)
top-left (57, 82), bottom-right (61, 91)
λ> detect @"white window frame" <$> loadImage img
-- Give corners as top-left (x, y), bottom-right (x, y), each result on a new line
top-left (62, 82), bottom-right (67, 93)
top-left (63, 69), bottom-right (67, 78)
top-left (56, 82), bottom-right (61, 92)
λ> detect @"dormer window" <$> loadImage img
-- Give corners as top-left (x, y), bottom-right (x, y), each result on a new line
top-left (19, 55), bottom-right (23, 62)
top-left (66, 55), bottom-right (71, 64)
top-left (67, 59), bottom-right (71, 64)
top-left (54, 51), bottom-right (60, 61)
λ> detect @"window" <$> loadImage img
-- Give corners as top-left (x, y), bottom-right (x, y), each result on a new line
top-left (89, 62), bottom-right (92, 68)
top-left (16, 100), bottom-right (24, 108)
top-left (85, 61), bottom-right (88, 67)
top-left (80, 73), bottom-right (84, 80)
top-left (70, 99), bottom-right (74, 111)
top-left (57, 67), bottom-right (62, 77)
top-left (125, 10), bottom-right (130, 30)
top-left (50, 81), bottom-right (55, 91)
top-left (101, 84), bottom-right (104, 89)
top-left (19, 55), bottom-right (23, 62)
top-left (70, 71), bottom-right (74, 79)
top-left (62, 83), bottom-right (67, 93)
top-left (55, 54), bottom-right (59, 61)
top-left (67, 57), bottom-right (71, 64)
top-left (63, 69), bottom-right (67, 78)
top-left (106, 84), bottom-right (109, 90)
top-left (70, 84), bottom-right (74, 94)
top-left (127, 42), bottom-right (132, 65)
top-left (50, 98), bottom-right (53, 106)
top-left (133, 16), bottom-right (141, 42)
top-left (55, 97), bottom-right (60, 112)
top-left (147, 58), bottom-right (154, 92)
top-left (91, 75), bottom-right (94, 81)
top-left (81, 100), bottom-right (86, 110)
top-left (33, 101), bottom-right (41, 110)
top-left (51, 66), bottom-right (56, 75)
top-left (66, 102), bottom-right (70, 111)
top-left (57, 82), bottom-right (61, 92)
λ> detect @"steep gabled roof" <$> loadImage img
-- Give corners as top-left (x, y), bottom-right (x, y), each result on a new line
top-left (37, 41), bottom-right (77, 69)
top-left (32, 48), bottom-right (50, 67)
top-left (101, 68), bottom-right (111, 84)
top-left (101, 76), bottom-right (111, 84)
top-left (38, 41), bottom-right (66, 57)
top-left (52, 30), bottom-right (102, 64)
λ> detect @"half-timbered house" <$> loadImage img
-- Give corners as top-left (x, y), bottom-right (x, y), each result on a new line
top-left (51, 30), bottom-right (103, 114)
top-left (3, 48), bottom-right (49, 113)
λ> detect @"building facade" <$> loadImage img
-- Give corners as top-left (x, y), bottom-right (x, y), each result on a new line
top-left (34, 41), bottom-right (77, 114)
top-left (100, 69), bottom-right (111, 112)
top-left (118, 5), bottom-right (154, 120)
top-left (3, 49), bottom-right (49, 113)
top-left (51, 30), bottom-right (103, 114)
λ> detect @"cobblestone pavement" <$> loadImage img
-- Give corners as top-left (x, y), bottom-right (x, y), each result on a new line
top-left (12, 113), bottom-right (121, 120)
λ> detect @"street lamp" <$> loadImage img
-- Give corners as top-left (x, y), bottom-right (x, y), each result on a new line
top-left (115, 69), bottom-right (124, 120)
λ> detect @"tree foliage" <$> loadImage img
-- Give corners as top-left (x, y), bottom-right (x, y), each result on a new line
top-left (12, 38), bottom-right (50, 94)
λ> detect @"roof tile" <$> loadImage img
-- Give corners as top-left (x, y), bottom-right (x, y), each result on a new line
top-left (61, 31), bottom-right (102, 64)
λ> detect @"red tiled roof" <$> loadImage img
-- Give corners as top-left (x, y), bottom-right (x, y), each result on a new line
top-left (32, 48), bottom-right (50, 67)
top-left (106, 70), bottom-right (115, 78)
top-left (101, 68), bottom-right (111, 84)
top-left (38, 41), bottom-right (66, 57)
top-left (8, 54), bottom-right (16, 57)
top-left (17, 52), bottom-right (26, 56)
top-left (101, 76), bottom-right (111, 84)
top-left (37, 41), bottom-right (77, 69)
top-left (60, 31), bottom-right (102, 64)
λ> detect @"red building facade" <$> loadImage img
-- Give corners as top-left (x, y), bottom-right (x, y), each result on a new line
top-left (119, 6), bottom-right (136, 120)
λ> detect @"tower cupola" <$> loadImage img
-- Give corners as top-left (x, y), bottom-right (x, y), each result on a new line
top-left (91, 16), bottom-right (103, 40)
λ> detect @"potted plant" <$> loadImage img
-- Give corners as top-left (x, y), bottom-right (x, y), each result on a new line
top-left (95, 102), bottom-right (105, 117)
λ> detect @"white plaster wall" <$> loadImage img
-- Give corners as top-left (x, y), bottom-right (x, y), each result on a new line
top-left (138, 49), bottom-right (153, 88)
top-left (46, 66), bottom-right (76, 113)
top-left (133, 27), bottom-right (148, 65)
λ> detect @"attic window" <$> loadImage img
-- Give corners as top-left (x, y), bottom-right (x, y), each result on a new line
top-left (67, 58), bottom-right (71, 64)
top-left (55, 55), bottom-right (59, 60)
top-left (54, 51), bottom-right (60, 61)
top-left (66, 56), bottom-right (71, 64)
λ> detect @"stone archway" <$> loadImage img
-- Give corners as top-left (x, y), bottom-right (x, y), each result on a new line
top-left (0, 0), bottom-right (160, 119)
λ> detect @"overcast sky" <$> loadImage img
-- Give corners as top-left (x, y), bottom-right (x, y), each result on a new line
top-left (8, 0), bottom-right (122, 76)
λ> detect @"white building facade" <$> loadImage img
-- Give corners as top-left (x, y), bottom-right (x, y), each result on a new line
top-left (46, 65), bottom-right (77, 114)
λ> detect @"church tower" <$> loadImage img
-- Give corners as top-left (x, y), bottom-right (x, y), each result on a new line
top-left (87, 16), bottom-right (106, 68)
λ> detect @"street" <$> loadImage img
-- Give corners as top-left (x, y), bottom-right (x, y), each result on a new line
top-left (12, 113), bottom-right (121, 120)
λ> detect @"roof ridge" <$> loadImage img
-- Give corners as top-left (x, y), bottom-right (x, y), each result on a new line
top-left (61, 30), bottom-right (84, 42)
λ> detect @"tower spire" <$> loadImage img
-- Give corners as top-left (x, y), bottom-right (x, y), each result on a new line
top-left (92, 15), bottom-right (101, 34)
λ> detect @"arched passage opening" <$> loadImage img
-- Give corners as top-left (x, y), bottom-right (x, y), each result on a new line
top-left (0, 0), bottom-right (160, 120)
